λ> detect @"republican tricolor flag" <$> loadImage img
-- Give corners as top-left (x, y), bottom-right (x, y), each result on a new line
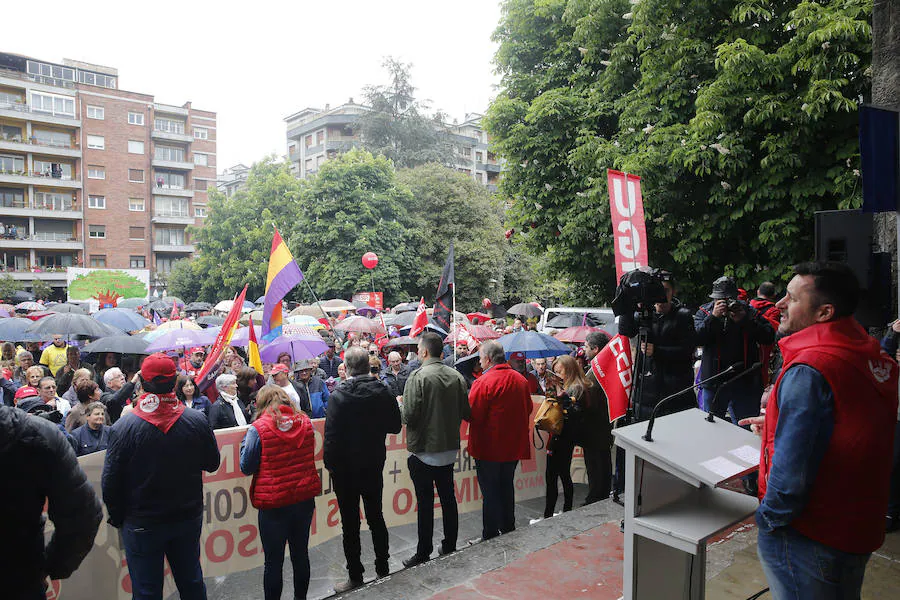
top-left (262, 228), bottom-right (305, 342)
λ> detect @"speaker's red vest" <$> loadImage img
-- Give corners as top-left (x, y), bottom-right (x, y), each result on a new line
top-left (759, 317), bottom-right (898, 553)
top-left (249, 405), bottom-right (321, 510)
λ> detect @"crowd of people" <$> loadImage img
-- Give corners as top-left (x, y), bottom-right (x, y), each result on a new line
top-left (2, 260), bottom-right (899, 600)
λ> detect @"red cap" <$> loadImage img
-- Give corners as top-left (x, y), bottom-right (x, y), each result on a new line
top-left (189, 347), bottom-right (206, 355)
top-left (14, 386), bottom-right (40, 401)
top-left (510, 351), bottom-right (526, 361)
top-left (269, 363), bottom-right (290, 375)
top-left (141, 352), bottom-right (177, 382)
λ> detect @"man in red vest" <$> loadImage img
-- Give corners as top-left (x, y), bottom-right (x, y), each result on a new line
top-left (740, 262), bottom-right (898, 598)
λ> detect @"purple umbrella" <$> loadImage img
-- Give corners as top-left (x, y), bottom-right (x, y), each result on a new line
top-left (145, 328), bottom-right (218, 353)
top-left (355, 306), bottom-right (378, 317)
top-left (230, 325), bottom-right (261, 346)
top-left (259, 334), bottom-right (328, 363)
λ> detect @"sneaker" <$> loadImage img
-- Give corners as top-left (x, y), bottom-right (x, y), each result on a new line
top-left (466, 537), bottom-right (482, 546)
top-left (438, 545), bottom-right (455, 557)
top-left (333, 578), bottom-right (363, 594)
top-left (402, 553), bottom-right (430, 568)
top-left (529, 517), bottom-right (543, 525)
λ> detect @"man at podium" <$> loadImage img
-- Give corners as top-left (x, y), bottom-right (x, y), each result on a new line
top-left (740, 262), bottom-right (898, 599)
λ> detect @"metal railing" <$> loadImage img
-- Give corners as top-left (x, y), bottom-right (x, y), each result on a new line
top-left (154, 209), bottom-right (190, 218)
top-left (32, 232), bottom-right (77, 242)
top-left (0, 168), bottom-right (77, 181)
top-left (1, 199), bottom-right (77, 211)
top-left (0, 101), bottom-right (77, 120)
top-left (0, 67), bottom-right (76, 89)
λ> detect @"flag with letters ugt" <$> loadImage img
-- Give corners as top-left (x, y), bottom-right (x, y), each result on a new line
top-left (590, 334), bottom-right (633, 422)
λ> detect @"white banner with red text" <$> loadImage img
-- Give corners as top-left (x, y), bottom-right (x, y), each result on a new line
top-left (607, 169), bottom-right (649, 281)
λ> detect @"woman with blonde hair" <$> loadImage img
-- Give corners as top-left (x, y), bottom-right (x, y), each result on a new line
top-left (240, 385), bottom-right (321, 600)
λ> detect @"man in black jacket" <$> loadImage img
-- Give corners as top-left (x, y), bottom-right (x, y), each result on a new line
top-left (1, 403), bottom-right (103, 599)
top-left (102, 353), bottom-right (220, 600)
top-left (100, 367), bottom-right (136, 423)
top-left (324, 347), bottom-right (402, 593)
top-left (618, 270), bottom-right (697, 421)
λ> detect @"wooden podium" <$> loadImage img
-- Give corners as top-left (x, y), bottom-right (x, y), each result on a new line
top-left (612, 409), bottom-right (761, 599)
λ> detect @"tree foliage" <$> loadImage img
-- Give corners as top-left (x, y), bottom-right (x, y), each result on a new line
top-left (30, 279), bottom-right (53, 300)
top-left (357, 58), bottom-right (454, 169)
top-left (0, 274), bottom-right (18, 302)
top-left (486, 0), bottom-right (871, 304)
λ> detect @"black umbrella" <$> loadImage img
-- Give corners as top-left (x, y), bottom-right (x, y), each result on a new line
top-left (9, 290), bottom-right (35, 303)
top-left (392, 311), bottom-right (417, 327)
top-left (26, 313), bottom-right (126, 339)
top-left (184, 302), bottom-right (213, 312)
top-left (0, 317), bottom-right (37, 341)
top-left (507, 302), bottom-right (543, 318)
top-left (82, 335), bottom-right (151, 354)
top-left (196, 315), bottom-right (226, 327)
top-left (454, 353), bottom-right (480, 380)
top-left (384, 336), bottom-right (420, 349)
top-left (47, 303), bottom-right (89, 314)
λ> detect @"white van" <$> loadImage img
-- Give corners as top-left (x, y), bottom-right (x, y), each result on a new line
top-left (537, 307), bottom-right (617, 336)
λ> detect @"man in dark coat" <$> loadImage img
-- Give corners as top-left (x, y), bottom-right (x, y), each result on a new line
top-left (1, 402), bottom-right (102, 598)
top-left (102, 353), bottom-right (220, 599)
top-left (100, 367), bottom-right (136, 423)
top-left (319, 341), bottom-right (343, 380)
top-left (325, 347), bottom-right (402, 592)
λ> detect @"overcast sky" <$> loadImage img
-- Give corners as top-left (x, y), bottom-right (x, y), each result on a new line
top-left (5, 0), bottom-right (503, 171)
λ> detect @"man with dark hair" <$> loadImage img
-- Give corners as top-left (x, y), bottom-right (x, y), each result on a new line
top-left (750, 281), bottom-right (782, 386)
top-left (1, 401), bottom-right (103, 598)
top-left (401, 332), bottom-right (470, 567)
top-left (325, 347), bottom-right (401, 592)
top-left (740, 262), bottom-right (898, 599)
top-left (468, 340), bottom-right (532, 541)
top-left (320, 340), bottom-right (343, 380)
top-left (584, 331), bottom-right (611, 363)
top-left (102, 353), bottom-right (221, 600)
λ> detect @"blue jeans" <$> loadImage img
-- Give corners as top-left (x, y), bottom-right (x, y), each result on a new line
top-left (758, 527), bottom-right (870, 600)
top-left (257, 499), bottom-right (315, 600)
top-left (121, 516), bottom-right (206, 600)
top-left (475, 460), bottom-right (518, 540)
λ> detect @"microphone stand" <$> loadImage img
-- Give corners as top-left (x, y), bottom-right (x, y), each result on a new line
top-left (642, 362), bottom-right (743, 442)
top-left (705, 362), bottom-right (763, 422)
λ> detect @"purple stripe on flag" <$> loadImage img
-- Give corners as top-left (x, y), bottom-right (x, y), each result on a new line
top-left (262, 262), bottom-right (304, 336)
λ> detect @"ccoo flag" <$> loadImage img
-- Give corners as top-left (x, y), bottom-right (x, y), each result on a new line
top-left (247, 316), bottom-right (264, 375)
top-left (262, 228), bottom-right (305, 342)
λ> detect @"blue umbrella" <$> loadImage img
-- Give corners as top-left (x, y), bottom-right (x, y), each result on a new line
top-left (259, 334), bottom-right (328, 363)
top-left (93, 308), bottom-right (151, 332)
top-left (0, 317), bottom-right (37, 341)
top-left (254, 296), bottom-right (266, 304)
top-left (496, 330), bottom-right (572, 359)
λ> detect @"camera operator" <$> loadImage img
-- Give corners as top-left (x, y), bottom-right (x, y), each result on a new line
top-left (695, 276), bottom-right (775, 424)
top-left (617, 270), bottom-right (696, 422)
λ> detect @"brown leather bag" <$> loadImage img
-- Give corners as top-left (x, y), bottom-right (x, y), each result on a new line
top-left (534, 396), bottom-right (564, 436)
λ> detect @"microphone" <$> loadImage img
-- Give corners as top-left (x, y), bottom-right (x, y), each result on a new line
top-left (642, 362), bottom-right (743, 442)
top-left (705, 362), bottom-right (763, 423)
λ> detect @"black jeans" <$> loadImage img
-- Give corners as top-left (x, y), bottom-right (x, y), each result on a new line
top-left (331, 466), bottom-right (389, 580)
top-left (408, 454), bottom-right (458, 556)
top-left (582, 442), bottom-right (612, 505)
top-left (121, 516), bottom-right (206, 600)
top-left (257, 499), bottom-right (315, 600)
top-left (475, 459), bottom-right (518, 540)
top-left (544, 435), bottom-right (575, 517)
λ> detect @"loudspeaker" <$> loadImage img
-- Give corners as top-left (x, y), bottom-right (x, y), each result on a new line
top-left (814, 209), bottom-right (891, 328)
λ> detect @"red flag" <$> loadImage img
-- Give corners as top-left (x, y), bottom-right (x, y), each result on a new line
top-left (590, 334), bottom-right (634, 422)
top-left (196, 285), bottom-right (248, 391)
top-left (607, 169), bottom-right (649, 281)
top-left (171, 298), bottom-right (179, 320)
top-left (409, 297), bottom-right (428, 338)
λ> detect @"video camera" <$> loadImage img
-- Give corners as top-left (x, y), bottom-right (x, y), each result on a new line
top-left (612, 267), bottom-right (669, 323)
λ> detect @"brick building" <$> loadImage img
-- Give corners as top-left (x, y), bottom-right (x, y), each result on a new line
top-left (0, 52), bottom-right (215, 296)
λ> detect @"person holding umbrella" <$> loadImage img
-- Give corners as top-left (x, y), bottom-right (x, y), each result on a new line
top-left (55, 346), bottom-right (95, 395)
top-left (101, 368), bottom-right (138, 423)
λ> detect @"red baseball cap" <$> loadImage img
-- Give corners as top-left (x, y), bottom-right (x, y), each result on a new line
top-left (14, 386), bottom-right (40, 402)
top-left (141, 352), bottom-right (177, 383)
top-left (509, 351), bottom-right (526, 361)
top-left (189, 347), bottom-right (206, 355)
top-left (269, 363), bottom-right (290, 375)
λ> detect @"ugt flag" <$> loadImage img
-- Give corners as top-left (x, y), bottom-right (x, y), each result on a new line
top-left (262, 228), bottom-right (305, 341)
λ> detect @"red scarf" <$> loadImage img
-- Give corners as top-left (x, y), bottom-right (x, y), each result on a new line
top-left (132, 392), bottom-right (185, 433)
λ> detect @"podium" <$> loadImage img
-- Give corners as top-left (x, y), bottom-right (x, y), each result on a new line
top-left (612, 409), bottom-right (761, 599)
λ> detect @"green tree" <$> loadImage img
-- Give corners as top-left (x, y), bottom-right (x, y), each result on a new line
top-left (487, 0), bottom-right (871, 304)
top-left (357, 58), bottom-right (453, 169)
top-left (31, 278), bottom-right (52, 300)
top-left (0, 274), bottom-right (17, 302)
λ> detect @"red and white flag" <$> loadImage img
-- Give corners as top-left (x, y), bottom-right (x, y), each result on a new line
top-left (590, 334), bottom-right (634, 422)
top-left (171, 298), bottom-right (179, 320)
top-left (607, 169), bottom-right (649, 281)
top-left (409, 297), bottom-right (428, 338)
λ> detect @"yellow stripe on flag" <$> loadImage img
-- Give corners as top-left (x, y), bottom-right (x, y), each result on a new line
top-left (248, 316), bottom-right (264, 375)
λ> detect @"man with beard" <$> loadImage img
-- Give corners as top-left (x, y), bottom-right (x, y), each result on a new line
top-left (179, 347), bottom-right (206, 377)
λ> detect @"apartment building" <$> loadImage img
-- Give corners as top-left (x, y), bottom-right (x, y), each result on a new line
top-left (283, 101), bottom-right (501, 190)
top-left (217, 163), bottom-right (250, 198)
top-left (0, 51), bottom-right (215, 296)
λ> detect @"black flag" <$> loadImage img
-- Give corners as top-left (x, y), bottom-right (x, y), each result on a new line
top-left (433, 242), bottom-right (455, 331)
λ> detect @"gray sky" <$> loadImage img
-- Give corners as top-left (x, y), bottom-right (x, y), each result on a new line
top-left (5, 0), bottom-right (503, 170)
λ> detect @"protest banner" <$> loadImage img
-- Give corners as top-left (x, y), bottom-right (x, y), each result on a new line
top-left (49, 399), bottom-right (584, 599)
top-left (607, 169), bottom-right (649, 281)
top-left (352, 292), bottom-right (384, 311)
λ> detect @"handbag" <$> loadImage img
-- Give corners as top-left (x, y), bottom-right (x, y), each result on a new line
top-left (534, 396), bottom-right (565, 436)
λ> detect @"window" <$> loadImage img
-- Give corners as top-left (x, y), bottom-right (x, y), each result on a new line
top-left (154, 145), bottom-right (185, 162)
top-left (88, 225), bottom-right (106, 239)
top-left (31, 129), bottom-right (70, 147)
top-left (129, 198), bottom-right (145, 211)
top-left (33, 160), bottom-right (72, 179)
top-left (128, 169), bottom-right (144, 183)
top-left (89, 255), bottom-right (106, 268)
top-left (128, 112), bottom-right (144, 125)
top-left (0, 90), bottom-right (24, 106)
top-left (194, 206), bottom-right (207, 218)
top-left (30, 92), bottom-right (75, 117)
top-left (193, 153), bottom-right (207, 166)
top-left (129, 227), bottom-right (145, 240)
top-left (155, 171), bottom-right (185, 189)
top-left (316, 130), bottom-right (324, 145)
top-left (155, 227), bottom-right (185, 245)
top-left (87, 105), bottom-right (104, 120)
top-left (130, 256), bottom-right (146, 268)
top-left (27, 61), bottom-right (75, 83)
top-left (304, 158), bottom-right (313, 173)
top-left (0, 187), bottom-right (25, 208)
top-left (1, 124), bottom-right (23, 142)
top-left (155, 196), bottom-right (189, 217)
top-left (156, 256), bottom-right (176, 273)
top-left (87, 166), bottom-right (105, 179)
top-left (87, 135), bottom-right (105, 150)
top-left (305, 135), bottom-right (312, 148)
top-left (128, 140), bottom-right (144, 154)
top-left (34, 191), bottom-right (71, 210)
top-left (88, 195), bottom-right (106, 209)
top-left (154, 118), bottom-right (185, 134)
top-left (0, 155), bottom-right (25, 173)
top-left (193, 127), bottom-right (208, 140)
top-left (77, 71), bottom-right (116, 89)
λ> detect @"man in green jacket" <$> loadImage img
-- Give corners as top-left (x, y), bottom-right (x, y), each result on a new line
top-left (401, 332), bottom-right (471, 567)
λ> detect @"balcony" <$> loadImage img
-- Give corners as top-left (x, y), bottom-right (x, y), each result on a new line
top-left (151, 128), bottom-right (193, 144)
top-left (0, 102), bottom-right (81, 127)
top-left (152, 210), bottom-right (193, 225)
top-left (0, 233), bottom-right (81, 250)
top-left (483, 162), bottom-right (502, 174)
top-left (154, 243), bottom-right (195, 253)
top-left (325, 140), bottom-right (356, 152)
top-left (0, 268), bottom-right (69, 282)
top-left (0, 170), bottom-right (81, 189)
top-left (305, 144), bottom-right (323, 155)
top-left (152, 185), bottom-right (193, 198)
top-left (0, 198), bottom-right (81, 220)
top-left (151, 157), bottom-right (193, 171)
top-left (153, 103), bottom-right (189, 116)
top-left (0, 136), bottom-right (81, 158)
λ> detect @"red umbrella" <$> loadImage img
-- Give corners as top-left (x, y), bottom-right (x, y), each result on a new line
top-left (467, 312), bottom-right (491, 323)
top-left (334, 315), bottom-right (386, 335)
top-left (553, 325), bottom-right (601, 344)
top-left (444, 322), bottom-right (501, 343)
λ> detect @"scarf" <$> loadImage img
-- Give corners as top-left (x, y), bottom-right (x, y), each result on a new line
top-left (220, 391), bottom-right (247, 427)
top-left (132, 392), bottom-right (185, 433)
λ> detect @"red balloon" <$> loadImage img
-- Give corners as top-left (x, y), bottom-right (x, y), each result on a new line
top-left (362, 252), bottom-right (379, 269)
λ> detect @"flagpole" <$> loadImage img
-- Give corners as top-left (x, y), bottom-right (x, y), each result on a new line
top-left (301, 277), bottom-right (336, 337)
top-left (452, 280), bottom-right (457, 363)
